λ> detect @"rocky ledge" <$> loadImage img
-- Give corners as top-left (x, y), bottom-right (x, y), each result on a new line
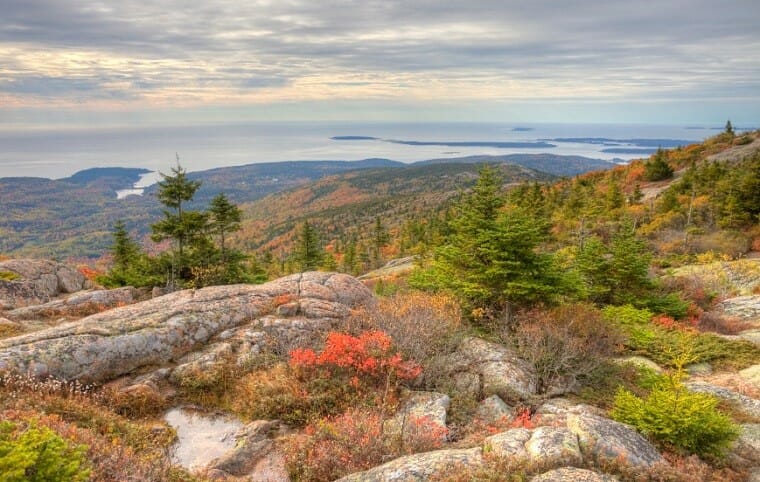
top-left (0, 272), bottom-right (372, 382)
top-left (0, 258), bottom-right (92, 309)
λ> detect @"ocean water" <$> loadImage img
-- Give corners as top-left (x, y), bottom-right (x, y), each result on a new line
top-left (0, 121), bottom-right (721, 180)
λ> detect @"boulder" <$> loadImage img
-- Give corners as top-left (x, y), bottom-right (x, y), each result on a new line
top-left (612, 356), bottom-right (663, 373)
top-left (719, 295), bottom-right (760, 324)
top-left (731, 424), bottom-right (760, 465)
top-left (205, 420), bottom-right (285, 478)
top-left (0, 259), bottom-right (91, 309)
top-left (5, 287), bottom-right (137, 321)
top-left (686, 381), bottom-right (760, 419)
top-left (484, 426), bottom-right (582, 467)
top-left (566, 412), bottom-right (664, 469)
top-left (474, 394), bottom-right (514, 424)
top-left (739, 364), bottom-right (760, 390)
top-left (385, 391), bottom-right (450, 447)
top-left (446, 337), bottom-right (536, 402)
top-left (336, 448), bottom-right (484, 482)
top-left (0, 272), bottom-right (372, 383)
top-left (531, 467), bottom-right (618, 482)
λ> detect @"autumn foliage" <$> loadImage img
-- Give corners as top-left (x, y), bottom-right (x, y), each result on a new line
top-left (290, 330), bottom-right (422, 386)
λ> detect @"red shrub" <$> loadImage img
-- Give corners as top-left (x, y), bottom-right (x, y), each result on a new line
top-left (289, 330), bottom-right (422, 385)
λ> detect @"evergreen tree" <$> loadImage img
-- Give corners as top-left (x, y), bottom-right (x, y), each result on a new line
top-left (151, 161), bottom-right (207, 282)
top-left (111, 220), bottom-right (140, 273)
top-left (643, 148), bottom-right (674, 182)
top-left (208, 193), bottom-right (242, 264)
top-left (725, 119), bottom-right (734, 136)
top-left (629, 183), bottom-right (644, 204)
top-left (294, 221), bottom-right (323, 271)
top-left (411, 166), bottom-right (559, 324)
top-left (371, 216), bottom-right (390, 267)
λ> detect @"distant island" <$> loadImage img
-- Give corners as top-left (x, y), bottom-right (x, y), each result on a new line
top-left (386, 140), bottom-right (556, 149)
top-left (545, 137), bottom-right (693, 148)
top-left (511, 127), bottom-right (534, 132)
top-left (601, 148), bottom-right (659, 154)
top-left (330, 136), bottom-right (379, 141)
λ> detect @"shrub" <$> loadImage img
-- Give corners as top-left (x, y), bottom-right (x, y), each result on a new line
top-left (290, 330), bottom-right (422, 390)
top-left (282, 408), bottom-right (388, 482)
top-left (0, 270), bottom-right (19, 281)
top-left (612, 379), bottom-right (739, 458)
top-left (342, 291), bottom-right (464, 387)
top-left (510, 304), bottom-right (624, 394)
top-left (0, 419), bottom-right (90, 482)
top-left (230, 363), bottom-right (354, 426)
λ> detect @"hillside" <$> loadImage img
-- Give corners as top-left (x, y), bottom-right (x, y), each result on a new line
top-left (0, 153), bottom-right (607, 260)
top-left (234, 162), bottom-right (553, 266)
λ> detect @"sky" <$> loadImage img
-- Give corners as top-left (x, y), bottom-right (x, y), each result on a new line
top-left (1, 0), bottom-right (759, 128)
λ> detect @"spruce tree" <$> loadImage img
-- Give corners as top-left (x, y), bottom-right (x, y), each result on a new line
top-left (411, 165), bottom-right (559, 324)
top-left (111, 220), bottom-right (140, 273)
top-left (208, 193), bottom-right (242, 264)
top-left (151, 160), bottom-right (207, 282)
top-left (294, 221), bottom-right (323, 271)
top-left (643, 148), bottom-right (674, 182)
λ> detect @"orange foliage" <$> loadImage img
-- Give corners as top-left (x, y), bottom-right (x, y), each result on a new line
top-left (290, 330), bottom-right (422, 383)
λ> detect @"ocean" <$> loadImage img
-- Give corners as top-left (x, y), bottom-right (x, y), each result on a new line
top-left (0, 121), bottom-right (724, 180)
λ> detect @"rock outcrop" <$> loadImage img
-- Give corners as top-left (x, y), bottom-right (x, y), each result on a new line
top-left (384, 391), bottom-right (450, 447)
top-left (0, 272), bottom-right (372, 382)
top-left (531, 467), bottom-right (618, 482)
top-left (687, 381), bottom-right (760, 419)
top-left (445, 337), bottom-right (536, 402)
top-left (0, 259), bottom-right (91, 309)
top-left (5, 287), bottom-right (138, 321)
top-left (336, 448), bottom-right (484, 482)
top-left (205, 420), bottom-right (289, 481)
top-left (339, 402), bottom-right (663, 481)
top-left (566, 411), bottom-right (664, 468)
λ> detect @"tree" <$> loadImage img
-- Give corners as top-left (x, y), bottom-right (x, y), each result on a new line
top-left (294, 221), bottom-right (323, 271)
top-left (643, 148), bottom-right (674, 182)
top-left (411, 166), bottom-right (559, 324)
top-left (371, 216), bottom-right (390, 267)
top-left (208, 193), bottom-right (242, 264)
top-left (111, 220), bottom-right (140, 273)
top-left (725, 119), bottom-right (734, 136)
top-left (150, 160), bottom-right (207, 282)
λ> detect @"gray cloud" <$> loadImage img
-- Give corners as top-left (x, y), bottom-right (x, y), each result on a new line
top-left (0, 0), bottom-right (758, 114)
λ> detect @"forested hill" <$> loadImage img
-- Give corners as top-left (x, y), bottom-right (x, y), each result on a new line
top-left (416, 153), bottom-right (615, 176)
top-left (233, 162), bottom-right (553, 263)
top-left (0, 153), bottom-right (609, 259)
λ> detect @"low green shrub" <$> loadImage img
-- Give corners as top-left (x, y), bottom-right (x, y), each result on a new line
top-left (602, 305), bottom-right (760, 370)
top-left (0, 419), bottom-right (90, 482)
top-left (0, 270), bottom-right (19, 281)
top-left (612, 379), bottom-right (739, 459)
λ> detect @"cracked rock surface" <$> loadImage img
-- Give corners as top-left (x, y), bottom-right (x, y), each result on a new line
top-left (0, 272), bottom-right (371, 382)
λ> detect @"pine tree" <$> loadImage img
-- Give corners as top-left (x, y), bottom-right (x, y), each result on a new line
top-left (150, 160), bottom-right (208, 283)
top-left (294, 221), bottom-right (323, 271)
top-left (643, 148), bottom-right (674, 182)
top-left (111, 220), bottom-right (140, 273)
top-left (208, 193), bottom-right (242, 264)
top-left (411, 165), bottom-right (559, 324)
top-left (371, 216), bottom-right (390, 267)
top-left (725, 119), bottom-right (734, 136)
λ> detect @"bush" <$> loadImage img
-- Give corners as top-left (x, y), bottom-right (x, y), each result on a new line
top-left (282, 408), bottom-right (388, 482)
top-left (231, 363), bottom-right (355, 426)
top-left (602, 304), bottom-right (760, 369)
top-left (612, 378), bottom-right (739, 458)
top-left (0, 419), bottom-right (90, 482)
top-left (510, 304), bottom-right (623, 394)
top-left (342, 291), bottom-right (464, 387)
top-left (0, 270), bottom-right (19, 281)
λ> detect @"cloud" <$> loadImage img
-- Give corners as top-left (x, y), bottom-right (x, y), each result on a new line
top-left (0, 0), bottom-right (758, 120)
